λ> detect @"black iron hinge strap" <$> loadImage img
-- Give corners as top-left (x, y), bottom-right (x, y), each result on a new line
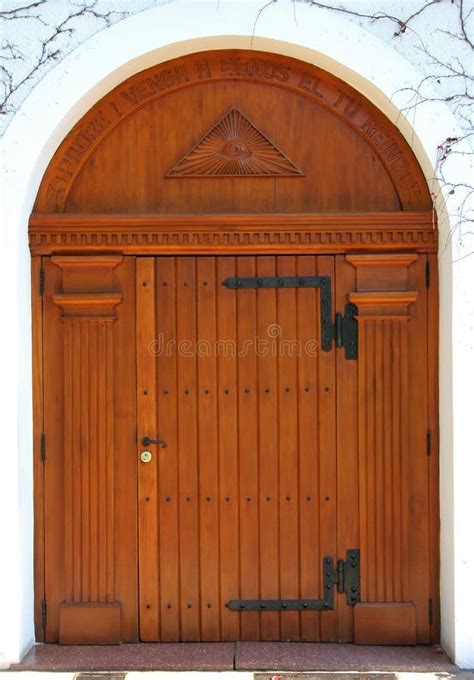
top-left (226, 549), bottom-right (360, 612)
top-left (223, 276), bottom-right (333, 352)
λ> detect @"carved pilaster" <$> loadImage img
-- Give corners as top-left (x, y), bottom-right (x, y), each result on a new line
top-left (52, 255), bottom-right (123, 644)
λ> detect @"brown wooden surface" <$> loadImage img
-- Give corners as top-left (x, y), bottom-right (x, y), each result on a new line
top-left (354, 603), bottom-right (416, 645)
top-left (28, 212), bottom-right (437, 256)
top-left (33, 51), bottom-right (431, 214)
top-left (33, 48), bottom-right (439, 646)
top-left (42, 255), bottom-right (137, 643)
top-left (59, 602), bottom-right (121, 645)
top-left (136, 255), bottom-right (338, 642)
top-left (336, 254), bottom-right (433, 643)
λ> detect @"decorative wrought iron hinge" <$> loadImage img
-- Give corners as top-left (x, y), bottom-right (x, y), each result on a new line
top-left (334, 303), bottom-right (358, 360)
top-left (226, 549), bottom-right (360, 612)
top-left (223, 275), bottom-right (333, 352)
top-left (336, 548), bottom-right (361, 605)
top-left (41, 600), bottom-right (47, 628)
top-left (40, 433), bottom-right (46, 462)
top-left (222, 276), bottom-right (358, 358)
top-left (40, 267), bottom-right (45, 295)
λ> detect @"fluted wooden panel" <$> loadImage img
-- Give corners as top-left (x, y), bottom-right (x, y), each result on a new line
top-left (43, 255), bottom-right (137, 643)
top-left (63, 318), bottom-right (115, 603)
top-left (358, 318), bottom-right (410, 603)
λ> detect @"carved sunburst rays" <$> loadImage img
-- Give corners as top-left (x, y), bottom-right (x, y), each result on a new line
top-left (167, 108), bottom-right (304, 177)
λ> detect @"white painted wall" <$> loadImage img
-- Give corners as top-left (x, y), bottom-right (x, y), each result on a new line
top-left (1, 0), bottom-right (472, 669)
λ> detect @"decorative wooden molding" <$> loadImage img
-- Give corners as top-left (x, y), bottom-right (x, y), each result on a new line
top-left (167, 108), bottom-right (304, 177)
top-left (346, 253), bottom-right (418, 291)
top-left (33, 50), bottom-right (432, 211)
top-left (346, 254), bottom-right (418, 267)
top-left (53, 293), bottom-right (123, 319)
top-left (51, 255), bottom-right (123, 316)
top-left (29, 212), bottom-right (438, 255)
top-left (349, 291), bottom-right (418, 315)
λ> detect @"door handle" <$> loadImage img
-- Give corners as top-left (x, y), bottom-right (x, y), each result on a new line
top-left (142, 435), bottom-right (167, 448)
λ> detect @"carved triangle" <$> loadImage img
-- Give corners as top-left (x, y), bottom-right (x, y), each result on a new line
top-left (167, 108), bottom-right (304, 177)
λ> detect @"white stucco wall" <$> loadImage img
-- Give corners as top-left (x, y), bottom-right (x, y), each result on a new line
top-left (1, 0), bottom-right (473, 669)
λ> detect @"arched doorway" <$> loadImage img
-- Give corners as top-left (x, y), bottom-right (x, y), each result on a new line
top-left (30, 49), bottom-right (439, 646)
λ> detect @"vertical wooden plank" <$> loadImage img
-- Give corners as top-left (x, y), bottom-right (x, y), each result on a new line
top-left (382, 320), bottom-right (394, 602)
top-left (43, 258), bottom-right (65, 640)
top-left (113, 256), bottom-right (138, 641)
top-left (155, 257), bottom-right (180, 641)
top-left (400, 318), bottom-right (411, 603)
top-left (32, 256), bottom-right (45, 641)
top-left (407, 256), bottom-right (430, 642)
top-left (335, 255), bottom-right (359, 641)
top-left (136, 257), bottom-right (159, 640)
top-left (196, 257), bottom-right (220, 640)
top-left (89, 321), bottom-right (99, 604)
top-left (297, 255), bottom-right (321, 642)
top-left (237, 256), bottom-right (260, 640)
top-left (316, 256), bottom-right (338, 641)
top-left (72, 321), bottom-right (82, 602)
top-left (392, 320), bottom-right (402, 603)
top-left (81, 321), bottom-right (91, 602)
top-left (374, 320), bottom-right (384, 598)
top-left (176, 256), bottom-right (200, 640)
top-left (276, 255), bottom-right (300, 641)
top-left (216, 256), bottom-right (240, 641)
top-left (427, 253), bottom-right (440, 643)
top-left (256, 256), bottom-right (280, 641)
top-left (365, 319), bottom-right (376, 603)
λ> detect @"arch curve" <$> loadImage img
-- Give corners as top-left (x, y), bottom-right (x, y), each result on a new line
top-left (34, 49), bottom-right (430, 214)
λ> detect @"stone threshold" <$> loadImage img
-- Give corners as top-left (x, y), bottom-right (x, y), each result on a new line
top-left (8, 642), bottom-right (463, 674)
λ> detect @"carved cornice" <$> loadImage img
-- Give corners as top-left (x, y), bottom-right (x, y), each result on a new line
top-left (29, 212), bottom-right (438, 255)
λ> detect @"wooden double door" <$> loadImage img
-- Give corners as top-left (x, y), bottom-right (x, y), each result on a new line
top-left (40, 251), bottom-right (438, 644)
